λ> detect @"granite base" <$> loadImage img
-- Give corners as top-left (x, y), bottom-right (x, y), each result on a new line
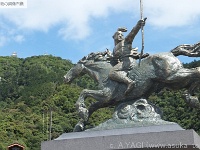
top-left (41, 124), bottom-right (200, 150)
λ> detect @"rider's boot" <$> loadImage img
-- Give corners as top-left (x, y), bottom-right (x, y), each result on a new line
top-left (124, 77), bottom-right (135, 95)
top-left (109, 71), bottom-right (135, 95)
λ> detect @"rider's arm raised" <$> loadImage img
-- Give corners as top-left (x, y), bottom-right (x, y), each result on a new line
top-left (125, 19), bottom-right (145, 44)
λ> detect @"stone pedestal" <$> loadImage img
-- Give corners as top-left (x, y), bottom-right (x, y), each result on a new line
top-left (41, 124), bottom-right (200, 150)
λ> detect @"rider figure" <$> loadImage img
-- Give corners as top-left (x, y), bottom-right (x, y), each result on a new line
top-left (109, 19), bottom-right (148, 95)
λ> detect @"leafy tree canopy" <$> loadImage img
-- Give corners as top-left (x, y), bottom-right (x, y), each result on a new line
top-left (0, 56), bottom-right (199, 149)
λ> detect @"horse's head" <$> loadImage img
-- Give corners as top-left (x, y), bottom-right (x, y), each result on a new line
top-left (64, 63), bottom-right (85, 83)
top-left (64, 51), bottom-right (113, 86)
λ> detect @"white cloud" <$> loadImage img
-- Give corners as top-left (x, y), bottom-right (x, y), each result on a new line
top-left (0, 36), bottom-right (8, 47)
top-left (0, 0), bottom-right (199, 44)
top-left (13, 35), bottom-right (25, 43)
top-left (0, 22), bottom-right (25, 46)
top-left (144, 0), bottom-right (200, 28)
top-left (0, 0), bottom-right (133, 40)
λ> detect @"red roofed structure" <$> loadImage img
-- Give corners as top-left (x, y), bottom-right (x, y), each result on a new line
top-left (7, 143), bottom-right (25, 150)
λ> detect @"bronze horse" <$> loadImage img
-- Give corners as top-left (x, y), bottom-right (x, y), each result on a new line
top-left (64, 43), bottom-right (200, 131)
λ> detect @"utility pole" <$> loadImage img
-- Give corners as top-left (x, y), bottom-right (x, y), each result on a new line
top-left (46, 110), bottom-right (49, 140)
top-left (42, 111), bottom-right (45, 140)
top-left (49, 109), bottom-right (53, 140)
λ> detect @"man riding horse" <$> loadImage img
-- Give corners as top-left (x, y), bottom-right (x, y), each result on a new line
top-left (109, 19), bottom-right (149, 95)
top-left (64, 15), bottom-right (200, 131)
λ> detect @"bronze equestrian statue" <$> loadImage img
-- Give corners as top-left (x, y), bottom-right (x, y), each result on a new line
top-left (64, 19), bottom-right (200, 131)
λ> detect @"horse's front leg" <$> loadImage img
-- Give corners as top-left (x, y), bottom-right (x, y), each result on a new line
top-left (76, 88), bottom-right (111, 121)
top-left (75, 89), bottom-right (90, 122)
top-left (74, 88), bottom-right (111, 131)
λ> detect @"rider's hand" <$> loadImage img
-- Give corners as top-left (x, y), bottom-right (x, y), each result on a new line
top-left (138, 18), bottom-right (147, 27)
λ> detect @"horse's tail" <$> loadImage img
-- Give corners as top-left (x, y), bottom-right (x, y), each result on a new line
top-left (171, 41), bottom-right (200, 57)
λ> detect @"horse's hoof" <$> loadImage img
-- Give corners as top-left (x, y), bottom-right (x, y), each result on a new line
top-left (73, 122), bottom-right (84, 132)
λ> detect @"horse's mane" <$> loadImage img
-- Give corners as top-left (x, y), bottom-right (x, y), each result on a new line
top-left (78, 51), bottom-right (109, 63)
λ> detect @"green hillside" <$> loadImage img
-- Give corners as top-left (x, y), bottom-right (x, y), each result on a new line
top-left (0, 55), bottom-right (199, 150)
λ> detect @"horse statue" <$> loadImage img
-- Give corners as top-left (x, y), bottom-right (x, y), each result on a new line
top-left (64, 42), bottom-right (200, 132)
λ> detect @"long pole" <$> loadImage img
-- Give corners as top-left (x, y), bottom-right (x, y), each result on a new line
top-left (43, 111), bottom-right (45, 140)
top-left (49, 109), bottom-right (52, 140)
top-left (46, 110), bottom-right (49, 140)
top-left (139, 0), bottom-right (144, 66)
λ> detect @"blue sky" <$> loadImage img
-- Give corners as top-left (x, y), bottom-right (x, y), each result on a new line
top-left (0, 0), bottom-right (200, 63)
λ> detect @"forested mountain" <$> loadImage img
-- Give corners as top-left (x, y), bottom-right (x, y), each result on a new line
top-left (0, 55), bottom-right (199, 150)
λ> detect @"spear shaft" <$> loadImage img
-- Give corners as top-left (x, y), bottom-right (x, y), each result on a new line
top-left (138, 0), bottom-right (144, 66)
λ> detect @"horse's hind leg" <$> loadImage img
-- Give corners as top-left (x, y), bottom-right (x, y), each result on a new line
top-left (165, 67), bottom-right (200, 109)
top-left (88, 98), bottom-right (117, 120)
top-left (76, 88), bottom-right (111, 115)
